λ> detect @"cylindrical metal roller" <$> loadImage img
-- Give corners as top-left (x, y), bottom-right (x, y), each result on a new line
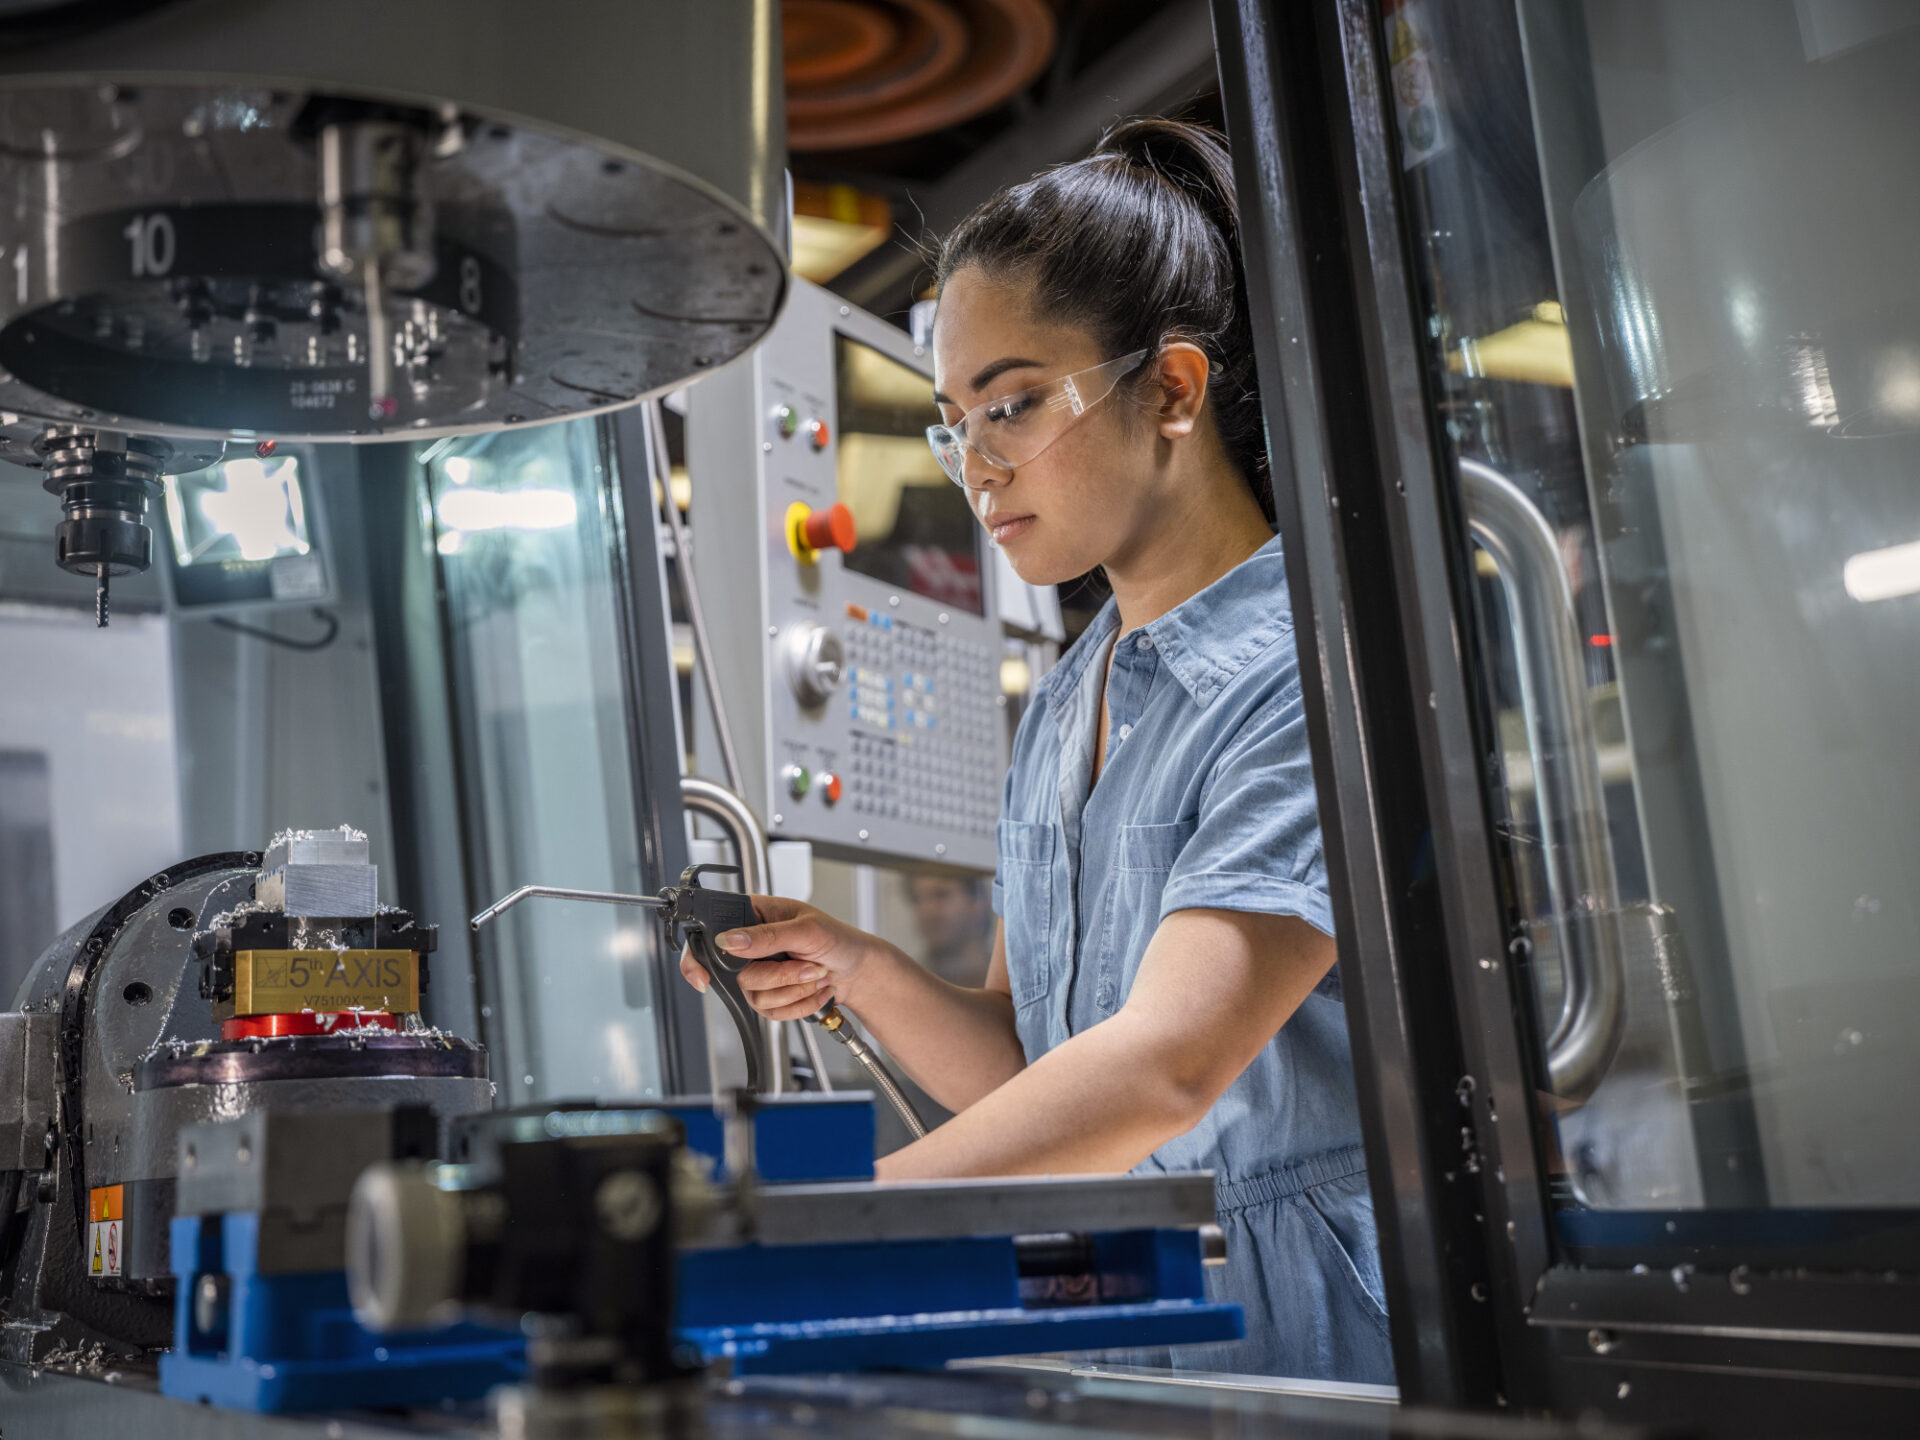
top-left (346, 1160), bottom-right (468, 1334)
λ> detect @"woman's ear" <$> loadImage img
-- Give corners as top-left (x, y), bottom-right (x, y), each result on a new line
top-left (1153, 343), bottom-right (1212, 439)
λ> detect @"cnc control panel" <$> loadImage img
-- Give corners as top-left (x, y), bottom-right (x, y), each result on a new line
top-left (688, 280), bottom-right (1008, 870)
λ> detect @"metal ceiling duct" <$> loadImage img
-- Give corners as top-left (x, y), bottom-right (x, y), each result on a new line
top-left (0, 0), bottom-right (788, 443)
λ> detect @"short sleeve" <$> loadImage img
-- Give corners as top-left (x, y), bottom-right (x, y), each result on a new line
top-left (1158, 684), bottom-right (1335, 937)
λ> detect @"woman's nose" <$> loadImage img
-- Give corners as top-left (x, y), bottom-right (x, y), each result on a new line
top-left (960, 447), bottom-right (1008, 491)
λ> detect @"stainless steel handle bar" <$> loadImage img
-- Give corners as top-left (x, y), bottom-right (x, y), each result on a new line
top-left (1461, 457), bottom-right (1625, 1101)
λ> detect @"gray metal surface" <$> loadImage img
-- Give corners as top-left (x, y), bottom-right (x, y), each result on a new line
top-left (121, 1073), bottom-right (492, 1188)
top-left (0, 0), bottom-right (785, 442)
top-left (0, 1366), bottom-right (441, 1439)
top-left (696, 1172), bottom-right (1220, 1249)
top-left (177, 1109), bottom-right (441, 1275)
top-left (0, 1010), bottom-right (57, 1170)
top-left (10, 866), bottom-right (253, 1201)
top-left (652, 405), bottom-right (749, 797)
top-left (258, 828), bottom-right (379, 916)
top-left (963, 1355), bottom-right (1400, 1404)
top-left (175, 1109), bottom-right (424, 1216)
top-left (1459, 458), bottom-right (1624, 1101)
top-left (262, 829), bottom-right (372, 873)
top-left (0, 1360), bottom-right (1655, 1440)
top-left (686, 279), bottom-right (1007, 871)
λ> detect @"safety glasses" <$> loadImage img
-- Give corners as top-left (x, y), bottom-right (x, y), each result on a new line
top-left (926, 349), bottom-right (1151, 487)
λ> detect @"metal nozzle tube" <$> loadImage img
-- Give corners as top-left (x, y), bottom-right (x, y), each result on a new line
top-left (471, 885), bottom-right (668, 931)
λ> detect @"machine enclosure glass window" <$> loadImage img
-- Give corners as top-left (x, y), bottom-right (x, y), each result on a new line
top-left (1390, 0), bottom-right (1920, 1228)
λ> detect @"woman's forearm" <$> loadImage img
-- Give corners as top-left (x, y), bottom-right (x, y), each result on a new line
top-left (873, 1008), bottom-right (1204, 1179)
top-left (873, 909), bottom-right (1338, 1182)
top-left (840, 948), bottom-right (1027, 1111)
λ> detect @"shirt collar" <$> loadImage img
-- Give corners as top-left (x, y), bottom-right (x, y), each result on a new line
top-left (1036, 534), bottom-right (1292, 711)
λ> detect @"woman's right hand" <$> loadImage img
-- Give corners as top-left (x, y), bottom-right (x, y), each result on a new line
top-left (678, 894), bottom-right (897, 1022)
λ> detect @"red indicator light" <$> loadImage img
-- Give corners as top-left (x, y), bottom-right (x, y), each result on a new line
top-left (1589, 634), bottom-right (1614, 647)
top-left (254, 439), bottom-right (277, 458)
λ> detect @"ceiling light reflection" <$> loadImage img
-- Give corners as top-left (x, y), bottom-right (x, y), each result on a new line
top-left (435, 487), bottom-right (577, 534)
top-left (1843, 538), bottom-right (1920, 603)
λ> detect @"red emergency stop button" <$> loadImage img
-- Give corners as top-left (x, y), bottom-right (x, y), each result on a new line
top-left (804, 501), bottom-right (857, 553)
top-left (821, 771), bottom-right (843, 806)
top-left (786, 501), bottom-right (857, 563)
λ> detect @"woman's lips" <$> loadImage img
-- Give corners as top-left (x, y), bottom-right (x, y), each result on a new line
top-left (987, 514), bottom-right (1035, 545)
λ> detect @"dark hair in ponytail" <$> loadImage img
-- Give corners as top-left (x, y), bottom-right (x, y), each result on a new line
top-left (936, 117), bottom-right (1270, 521)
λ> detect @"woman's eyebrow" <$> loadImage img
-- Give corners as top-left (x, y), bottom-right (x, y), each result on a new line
top-left (933, 356), bottom-right (1047, 407)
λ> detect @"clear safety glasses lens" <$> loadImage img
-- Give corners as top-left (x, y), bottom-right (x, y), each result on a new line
top-left (926, 349), bottom-right (1151, 487)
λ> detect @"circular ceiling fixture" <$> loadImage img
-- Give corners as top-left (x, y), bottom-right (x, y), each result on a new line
top-left (785, 0), bottom-right (1056, 152)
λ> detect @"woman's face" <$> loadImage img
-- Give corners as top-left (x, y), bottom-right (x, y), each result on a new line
top-left (931, 267), bottom-right (1162, 587)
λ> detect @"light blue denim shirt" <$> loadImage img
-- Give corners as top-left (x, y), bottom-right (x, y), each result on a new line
top-left (993, 534), bottom-right (1393, 1384)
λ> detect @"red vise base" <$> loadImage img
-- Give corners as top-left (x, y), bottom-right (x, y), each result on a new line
top-left (220, 1012), bottom-right (404, 1040)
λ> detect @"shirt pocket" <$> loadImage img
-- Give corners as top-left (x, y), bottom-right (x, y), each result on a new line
top-left (996, 819), bottom-right (1056, 1009)
top-left (1097, 817), bottom-right (1199, 1012)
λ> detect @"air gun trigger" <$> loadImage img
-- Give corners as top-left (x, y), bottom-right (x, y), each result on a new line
top-left (696, 925), bottom-right (754, 978)
top-left (682, 922), bottom-right (768, 1093)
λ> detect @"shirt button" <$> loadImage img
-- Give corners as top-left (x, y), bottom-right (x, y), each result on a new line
top-left (1137, 633), bottom-right (1154, 652)
top-left (1118, 724), bottom-right (1132, 740)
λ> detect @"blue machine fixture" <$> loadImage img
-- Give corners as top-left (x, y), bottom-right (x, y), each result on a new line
top-left (162, 1094), bottom-right (1240, 1412)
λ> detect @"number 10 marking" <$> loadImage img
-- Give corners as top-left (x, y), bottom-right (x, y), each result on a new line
top-left (122, 212), bottom-right (176, 278)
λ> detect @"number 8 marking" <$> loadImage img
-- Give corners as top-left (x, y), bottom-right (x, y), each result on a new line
top-left (459, 255), bottom-right (483, 314)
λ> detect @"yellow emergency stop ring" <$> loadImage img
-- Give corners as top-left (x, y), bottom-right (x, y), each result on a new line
top-left (786, 501), bottom-right (819, 563)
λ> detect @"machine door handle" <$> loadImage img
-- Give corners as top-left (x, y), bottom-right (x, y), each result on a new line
top-left (1460, 457), bottom-right (1626, 1101)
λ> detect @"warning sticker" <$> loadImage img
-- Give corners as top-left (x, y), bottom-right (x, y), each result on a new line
top-left (88, 1218), bottom-right (123, 1277)
top-left (1381, 0), bottom-right (1451, 170)
top-left (87, 1188), bottom-right (126, 1277)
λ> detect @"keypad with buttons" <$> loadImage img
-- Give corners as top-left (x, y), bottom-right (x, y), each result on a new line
top-left (841, 612), bottom-right (1001, 837)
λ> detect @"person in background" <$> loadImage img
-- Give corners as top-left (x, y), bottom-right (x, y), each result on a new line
top-left (903, 873), bottom-right (995, 987)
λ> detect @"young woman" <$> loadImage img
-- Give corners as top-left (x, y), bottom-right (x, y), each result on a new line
top-left (683, 118), bottom-right (1392, 1384)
